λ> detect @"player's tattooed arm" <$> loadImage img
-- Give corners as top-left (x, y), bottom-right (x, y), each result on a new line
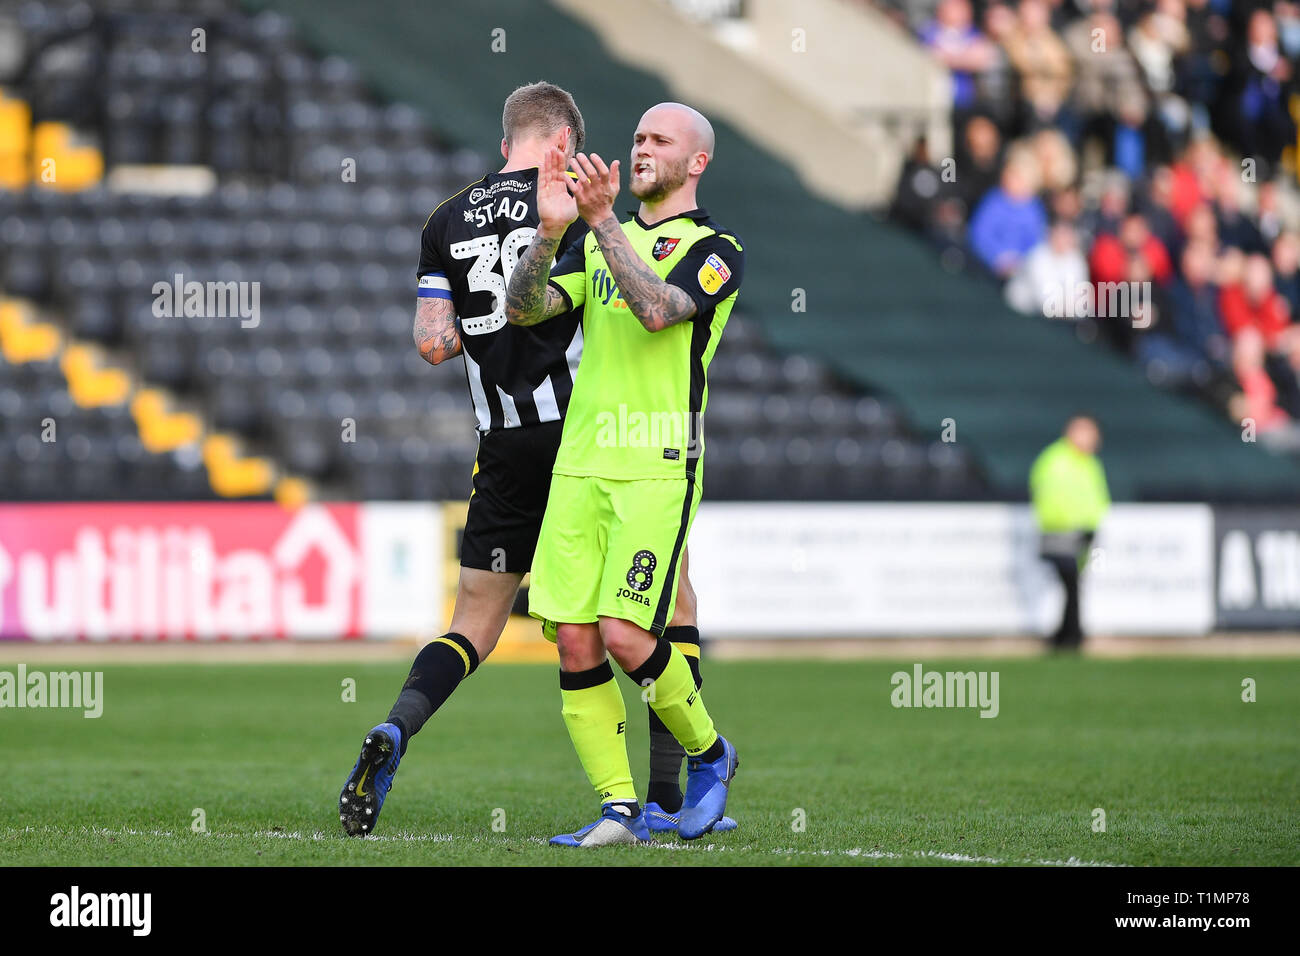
top-left (590, 217), bottom-right (696, 332)
top-left (413, 296), bottom-right (462, 365)
top-left (505, 234), bottom-right (568, 326)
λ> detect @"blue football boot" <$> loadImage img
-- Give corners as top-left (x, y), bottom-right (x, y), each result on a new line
top-left (644, 801), bottom-right (738, 834)
top-left (339, 723), bottom-right (403, 837)
top-left (678, 736), bottom-right (738, 840)
top-left (549, 803), bottom-right (650, 847)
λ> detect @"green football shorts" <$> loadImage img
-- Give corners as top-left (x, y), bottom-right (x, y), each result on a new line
top-left (528, 473), bottom-right (702, 637)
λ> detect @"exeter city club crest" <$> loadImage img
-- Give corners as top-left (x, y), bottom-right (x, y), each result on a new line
top-left (652, 237), bottom-right (680, 261)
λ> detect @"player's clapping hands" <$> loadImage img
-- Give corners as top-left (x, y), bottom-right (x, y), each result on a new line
top-left (537, 145), bottom-right (578, 239)
top-left (569, 152), bottom-right (619, 228)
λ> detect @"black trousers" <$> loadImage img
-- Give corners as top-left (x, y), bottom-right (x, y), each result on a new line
top-left (1045, 554), bottom-right (1083, 649)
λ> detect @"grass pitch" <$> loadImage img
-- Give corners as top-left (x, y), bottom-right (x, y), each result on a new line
top-left (2, 656), bottom-right (1296, 866)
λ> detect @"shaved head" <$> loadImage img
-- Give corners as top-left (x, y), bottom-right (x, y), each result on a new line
top-left (629, 102), bottom-right (715, 205)
top-left (643, 102), bottom-right (715, 157)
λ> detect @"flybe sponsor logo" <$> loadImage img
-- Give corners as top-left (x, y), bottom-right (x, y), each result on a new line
top-left (591, 267), bottom-right (628, 308)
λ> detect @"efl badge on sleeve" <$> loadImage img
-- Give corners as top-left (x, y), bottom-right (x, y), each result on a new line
top-left (697, 253), bottom-right (731, 294)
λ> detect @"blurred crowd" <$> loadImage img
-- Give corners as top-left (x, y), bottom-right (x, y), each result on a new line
top-left (888, 0), bottom-right (1300, 441)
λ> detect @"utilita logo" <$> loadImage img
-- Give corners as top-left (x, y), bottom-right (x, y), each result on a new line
top-left (0, 506), bottom-right (360, 639)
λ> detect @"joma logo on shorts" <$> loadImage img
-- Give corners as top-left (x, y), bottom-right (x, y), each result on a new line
top-left (615, 587), bottom-right (651, 607)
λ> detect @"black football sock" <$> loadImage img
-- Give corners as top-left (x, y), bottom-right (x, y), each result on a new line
top-left (647, 709), bottom-right (685, 812)
top-left (646, 625), bottom-right (702, 812)
top-left (385, 633), bottom-right (479, 756)
top-left (607, 800), bottom-right (642, 819)
top-left (697, 737), bottom-right (725, 763)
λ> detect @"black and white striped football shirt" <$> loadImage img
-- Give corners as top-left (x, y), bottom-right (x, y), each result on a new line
top-left (416, 168), bottom-right (586, 432)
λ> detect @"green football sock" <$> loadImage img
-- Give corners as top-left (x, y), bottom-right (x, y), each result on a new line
top-left (559, 661), bottom-right (636, 804)
top-left (627, 638), bottom-right (717, 757)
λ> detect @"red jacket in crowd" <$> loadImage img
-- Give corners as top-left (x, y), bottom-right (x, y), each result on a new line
top-left (1219, 285), bottom-right (1291, 348)
top-left (1089, 233), bottom-right (1174, 285)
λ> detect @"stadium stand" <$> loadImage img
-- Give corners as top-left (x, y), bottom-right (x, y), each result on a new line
top-left (0, 0), bottom-right (984, 502)
top-left (255, 0), bottom-right (1300, 500)
top-left (4, 0), bottom-right (1298, 503)
top-left (878, 0), bottom-right (1300, 495)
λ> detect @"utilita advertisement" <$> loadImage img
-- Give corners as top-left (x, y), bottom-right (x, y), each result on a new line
top-left (0, 503), bottom-right (441, 640)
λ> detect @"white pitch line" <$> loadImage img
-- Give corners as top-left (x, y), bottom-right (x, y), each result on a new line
top-left (7, 826), bottom-right (1123, 866)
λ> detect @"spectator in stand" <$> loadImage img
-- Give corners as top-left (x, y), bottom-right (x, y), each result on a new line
top-left (1218, 243), bottom-right (1246, 290)
top-left (968, 145), bottom-right (1049, 276)
top-left (1271, 231), bottom-right (1300, 316)
top-left (1167, 136), bottom-right (1218, 229)
top-left (920, 0), bottom-right (1000, 113)
top-left (1181, 200), bottom-right (1221, 258)
top-left (1078, 169), bottom-right (1130, 249)
top-left (1109, 86), bottom-right (1162, 180)
top-left (1129, 1), bottom-right (1189, 95)
top-left (1003, 0), bottom-right (1075, 130)
top-left (1233, 327), bottom-right (1292, 430)
top-left (1128, 0), bottom-right (1193, 143)
top-left (1168, 240), bottom-right (1233, 371)
top-left (1031, 128), bottom-right (1078, 197)
top-left (890, 134), bottom-right (969, 256)
top-left (1223, 8), bottom-right (1296, 177)
top-left (1256, 179), bottom-right (1286, 248)
top-left (1138, 164), bottom-right (1182, 252)
top-left (1049, 184), bottom-right (1085, 225)
top-left (890, 134), bottom-right (947, 235)
top-left (1005, 216), bottom-right (1090, 316)
top-left (1090, 211), bottom-right (1174, 284)
top-left (1179, 0), bottom-right (1230, 128)
top-left (956, 113), bottom-right (1004, 213)
top-left (1278, 1), bottom-right (1300, 60)
top-left (1150, 240), bottom-right (1241, 411)
top-left (1219, 252), bottom-right (1300, 416)
top-left (978, 2), bottom-right (1021, 128)
top-left (1089, 211), bottom-right (1174, 351)
top-left (1214, 160), bottom-right (1266, 253)
top-left (1062, 0), bottom-right (1146, 148)
top-left (1128, 254), bottom-right (1184, 374)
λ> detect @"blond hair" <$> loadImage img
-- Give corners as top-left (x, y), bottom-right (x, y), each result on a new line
top-left (502, 81), bottom-right (585, 151)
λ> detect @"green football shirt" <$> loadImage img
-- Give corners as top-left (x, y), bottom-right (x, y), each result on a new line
top-left (546, 208), bottom-right (744, 482)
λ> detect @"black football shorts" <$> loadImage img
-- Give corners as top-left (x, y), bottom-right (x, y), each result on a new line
top-left (459, 419), bottom-right (563, 574)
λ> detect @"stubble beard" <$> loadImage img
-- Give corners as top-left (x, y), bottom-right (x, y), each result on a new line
top-left (630, 155), bottom-right (690, 204)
